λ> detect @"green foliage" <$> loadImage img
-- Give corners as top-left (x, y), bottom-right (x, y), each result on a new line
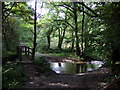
top-left (2, 62), bottom-right (28, 88)
top-left (2, 2), bottom-right (34, 51)
top-left (2, 17), bottom-right (20, 52)
top-left (48, 51), bottom-right (80, 60)
top-left (19, 20), bottom-right (33, 47)
top-left (3, 2), bottom-right (34, 24)
top-left (45, 48), bottom-right (63, 53)
top-left (104, 74), bottom-right (118, 83)
top-left (97, 2), bottom-right (120, 64)
top-left (2, 2), bottom-right (120, 70)
top-left (104, 59), bottom-right (112, 67)
top-left (34, 56), bottom-right (51, 73)
top-left (2, 51), bottom-right (16, 58)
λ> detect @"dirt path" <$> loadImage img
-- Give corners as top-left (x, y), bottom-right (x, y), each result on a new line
top-left (21, 55), bottom-right (111, 89)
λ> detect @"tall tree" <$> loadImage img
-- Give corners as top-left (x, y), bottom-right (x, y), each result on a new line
top-left (81, 3), bottom-right (85, 55)
top-left (58, 25), bottom-right (67, 49)
top-left (73, 2), bottom-right (81, 56)
top-left (52, 2), bottom-right (98, 56)
top-left (98, 2), bottom-right (120, 65)
top-left (32, 1), bottom-right (37, 60)
top-left (2, 2), bottom-right (33, 51)
top-left (46, 24), bottom-right (53, 49)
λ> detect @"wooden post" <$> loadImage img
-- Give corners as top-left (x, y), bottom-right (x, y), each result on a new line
top-left (19, 46), bottom-right (22, 61)
top-left (17, 46), bottom-right (19, 57)
top-left (28, 47), bottom-right (30, 56)
top-left (31, 48), bottom-right (33, 56)
top-left (25, 46), bottom-right (27, 55)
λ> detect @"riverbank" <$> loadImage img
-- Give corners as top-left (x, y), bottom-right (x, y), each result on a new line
top-left (21, 55), bottom-right (111, 89)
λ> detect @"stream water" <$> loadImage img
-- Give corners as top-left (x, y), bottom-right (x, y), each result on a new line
top-left (50, 61), bottom-right (104, 74)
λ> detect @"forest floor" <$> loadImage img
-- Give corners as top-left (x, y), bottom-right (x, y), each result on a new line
top-left (21, 54), bottom-right (111, 89)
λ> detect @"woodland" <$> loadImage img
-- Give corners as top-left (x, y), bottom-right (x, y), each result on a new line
top-left (2, 1), bottom-right (120, 89)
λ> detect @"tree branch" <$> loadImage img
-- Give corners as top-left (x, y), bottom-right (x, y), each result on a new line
top-left (2, 2), bottom-right (16, 23)
top-left (30, 29), bottom-right (34, 34)
top-left (54, 19), bottom-right (74, 29)
top-left (62, 2), bottom-right (74, 11)
top-left (65, 21), bottom-right (74, 29)
top-left (77, 2), bottom-right (98, 17)
top-left (54, 4), bottom-right (74, 13)
top-left (78, 7), bottom-right (96, 17)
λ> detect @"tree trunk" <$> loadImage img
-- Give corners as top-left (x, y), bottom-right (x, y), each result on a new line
top-left (111, 48), bottom-right (120, 69)
top-left (58, 26), bottom-right (66, 49)
top-left (73, 3), bottom-right (81, 56)
top-left (47, 35), bottom-right (50, 49)
top-left (2, 30), bottom-right (10, 51)
top-left (111, 47), bottom-right (120, 74)
top-left (71, 31), bottom-right (75, 51)
top-left (32, 1), bottom-right (37, 60)
top-left (58, 28), bottom-right (61, 49)
top-left (46, 26), bottom-right (53, 50)
top-left (81, 4), bottom-right (85, 55)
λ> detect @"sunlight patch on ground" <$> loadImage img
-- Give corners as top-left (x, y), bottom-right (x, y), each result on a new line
top-left (75, 61), bottom-right (86, 64)
top-left (63, 59), bottom-right (74, 63)
top-left (48, 83), bottom-right (69, 87)
top-left (29, 82), bottom-right (34, 84)
top-left (98, 82), bottom-right (108, 87)
top-left (76, 73), bottom-right (86, 76)
top-left (63, 59), bottom-right (85, 63)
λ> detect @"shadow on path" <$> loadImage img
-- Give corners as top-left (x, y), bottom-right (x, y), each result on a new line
top-left (20, 54), bottom-right (111, 89)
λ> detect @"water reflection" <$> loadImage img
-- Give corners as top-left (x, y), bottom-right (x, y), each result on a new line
top-left (50, 61), bottom-right (104, 74)
top-left (76, 63), bottom-right (87, 73)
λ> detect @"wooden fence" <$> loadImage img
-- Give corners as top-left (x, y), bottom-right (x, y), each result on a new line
top-left (17, 46), bottom-right (33, 60)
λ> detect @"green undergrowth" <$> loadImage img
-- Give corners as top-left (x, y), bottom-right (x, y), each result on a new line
top-left (2, 51), bottom-right (16, 58)
top-left (48, 52), bottom-right (81, 60)
top-left (104, 74), bottom-right (118, 83)
top-left (2, 61), bottom-right (28, 88)
top-left (34, 56), bottom-right (51, 73)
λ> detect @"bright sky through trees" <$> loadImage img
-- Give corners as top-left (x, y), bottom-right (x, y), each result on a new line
top-left (27, 0), bottom-right (65, 20)
top-left (27, 0), bottom-right (49, 20)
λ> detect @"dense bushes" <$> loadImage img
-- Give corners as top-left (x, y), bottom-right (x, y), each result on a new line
top-left (2, 61), bottom-right (28, 88)
top-left (2, 54), bottom-right (18, 64)
top-left (34, 56), bottom-right (51, 73)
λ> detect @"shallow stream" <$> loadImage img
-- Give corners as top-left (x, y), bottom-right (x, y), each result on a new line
top-left (50, 61), bottom-right (104, 74)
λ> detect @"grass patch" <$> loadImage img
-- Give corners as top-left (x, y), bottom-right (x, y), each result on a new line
top-left (48, 52), bottom-right (81, 60)
top-left (34, 56), bottom-right (51, 73)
